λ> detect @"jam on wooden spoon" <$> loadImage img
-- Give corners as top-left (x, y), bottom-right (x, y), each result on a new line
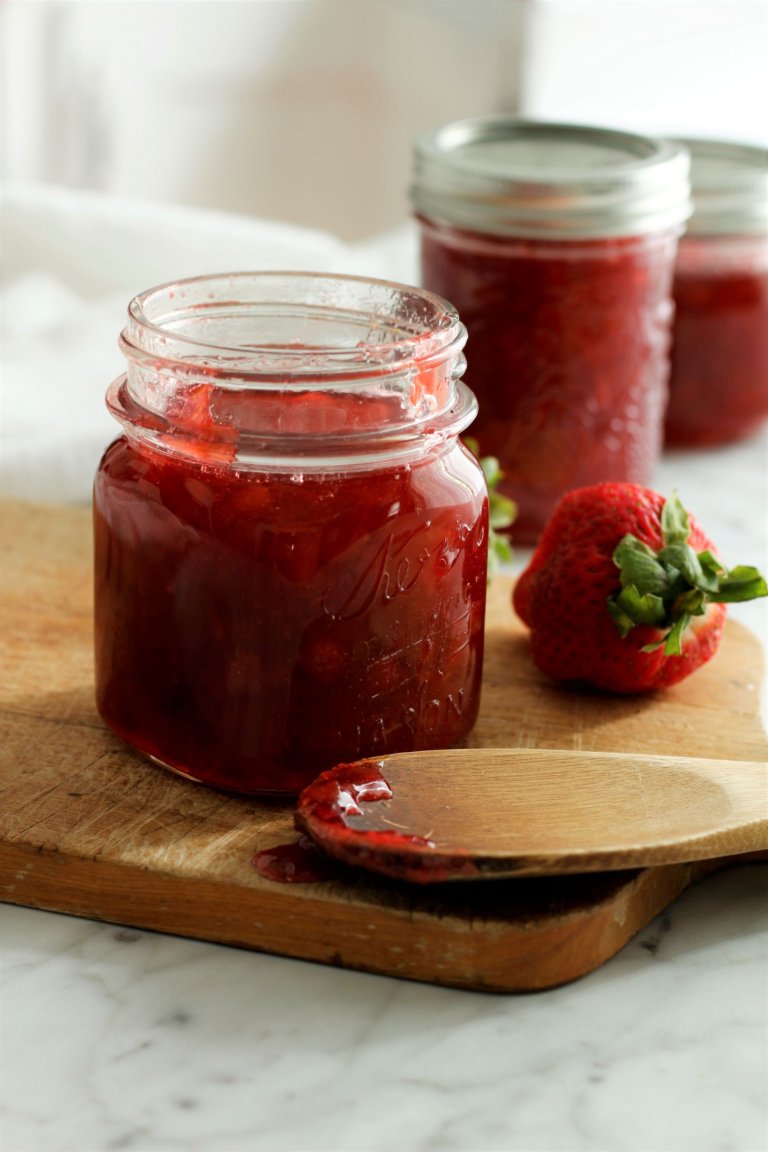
top-left (295, 748), bottom-right (768, 884)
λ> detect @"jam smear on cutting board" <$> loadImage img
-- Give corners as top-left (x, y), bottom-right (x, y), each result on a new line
top-left (252, 835), bottom-right (342, 884)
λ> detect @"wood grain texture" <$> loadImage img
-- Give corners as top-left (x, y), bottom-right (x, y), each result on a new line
top-left (1, 498), bottom-right (766, 992)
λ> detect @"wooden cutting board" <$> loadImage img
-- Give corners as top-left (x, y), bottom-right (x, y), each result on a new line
top-left (1, 499), bottom-right (765, 993)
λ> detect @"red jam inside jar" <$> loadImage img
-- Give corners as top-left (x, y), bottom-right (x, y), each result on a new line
top-left (665, 237), bottom-right (768, 446)
top-left (93, 273), bottom-right (488, 795)
top-left (412, 119), bottom-right (690, 541)
top-left (419, 224), bottom-right (678, 540)
top-left (664, 139), bottom-right (768, 447)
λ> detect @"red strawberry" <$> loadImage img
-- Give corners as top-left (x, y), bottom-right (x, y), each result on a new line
top-left (513, 483), bottom-right (767, 693)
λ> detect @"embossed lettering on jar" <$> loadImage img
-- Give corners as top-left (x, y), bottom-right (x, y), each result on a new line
top-left (93, 272), bottom-right (488, 795)
top-left (412, 119), bottom-right (691, 541)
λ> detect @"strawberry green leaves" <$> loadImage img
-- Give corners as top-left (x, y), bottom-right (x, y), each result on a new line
top-left (607, 492), bottom-right (767, 655)
top-left (660, 488), bottom-right (691, 544)
top-left (465, 438), bottom-right (517, 578)
top-left (481, 454), bottom-right (517, 576)
top-left (716, 566), bottom-right (768, 602)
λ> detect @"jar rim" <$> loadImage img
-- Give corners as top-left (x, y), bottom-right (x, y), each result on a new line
top-left (123, 270), bottom-right (466, 383)
top-left (673, 137), bottom-right (768, 236)
top-left (113, 271), bottom-right (475, 471)
top-left (411, 117), bottom-right (691, 239)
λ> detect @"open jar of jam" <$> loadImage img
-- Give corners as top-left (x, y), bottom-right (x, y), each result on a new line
top-left (665, 139), bottom-right (768, 447)
top-left (94, 272), bottom-right (488, 795)
top-left (412, 119), bottom-right (691, 541)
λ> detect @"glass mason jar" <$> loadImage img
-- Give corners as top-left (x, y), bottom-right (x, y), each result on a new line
top-left (93, 272), bottom-right (488, 796)
top-left (412, 118), bottom-right (691, 541)
top-left (665, 139), bottom-right (768, 447)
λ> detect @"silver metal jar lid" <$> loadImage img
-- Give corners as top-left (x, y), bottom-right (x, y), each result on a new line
top-left (677, 138), bottom-right (768, 236)
top-left (411, 117), bottom-right (691, 239)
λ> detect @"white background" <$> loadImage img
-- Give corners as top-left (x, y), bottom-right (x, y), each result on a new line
top-left (2, 0), bottom-right (766, 239)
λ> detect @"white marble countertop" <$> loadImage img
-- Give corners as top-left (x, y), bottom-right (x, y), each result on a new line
top-left (1, 855), bottom-right (766, 1152)
top-left (1, 188), bottom-right (767, 1152)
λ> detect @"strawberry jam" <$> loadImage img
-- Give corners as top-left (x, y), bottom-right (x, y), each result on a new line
top-left (94, 273), bottom-right (487, 795)
top-left (295, 759), bottom-right (481, 883)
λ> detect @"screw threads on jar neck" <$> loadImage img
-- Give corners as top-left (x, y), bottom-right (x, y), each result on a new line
top-left (108, 271), bottom-right (476, 471)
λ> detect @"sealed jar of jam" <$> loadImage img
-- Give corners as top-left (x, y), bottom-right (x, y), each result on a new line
top-left (412, 118), bottom-right (691, 541)
top-left (94, 272), bottom-right (488, 795)
top-left (665, 139), bottom-right (768, 447)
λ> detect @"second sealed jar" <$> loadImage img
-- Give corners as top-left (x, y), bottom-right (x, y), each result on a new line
top-left (93, 272), bottom-right (488, 795)
top-left (413, 119), bottom-right (691, 540)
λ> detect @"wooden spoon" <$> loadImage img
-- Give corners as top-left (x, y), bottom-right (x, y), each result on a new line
top-left (295, 747), bottom-right (768, 883)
